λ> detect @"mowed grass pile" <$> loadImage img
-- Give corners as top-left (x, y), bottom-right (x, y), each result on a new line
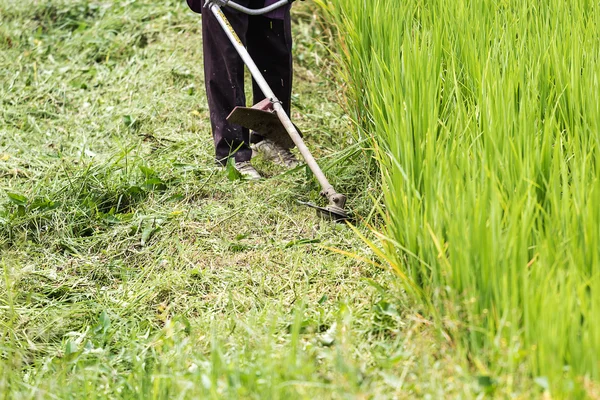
top-left (0, 0), bottom-right (379, 398)
top-left (321, 0), bottom-right (600, 396)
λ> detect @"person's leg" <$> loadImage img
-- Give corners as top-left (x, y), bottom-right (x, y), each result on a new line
top-left (201, 1), bottom-right (253, 165)
top-left (246, 9), bottom-right (293, 145)
top-left (245, 10), bottom-right (298, 168)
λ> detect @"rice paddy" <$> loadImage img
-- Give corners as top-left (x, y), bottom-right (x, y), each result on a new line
top-left (320, 0), bottom-right (600, 397)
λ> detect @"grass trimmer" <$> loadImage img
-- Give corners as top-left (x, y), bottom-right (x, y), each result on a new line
top-left (205, 0), bottom-right (350, 222)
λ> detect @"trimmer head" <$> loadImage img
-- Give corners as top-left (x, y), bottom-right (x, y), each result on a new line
top-left (298, 201), bottom-right (352, 223)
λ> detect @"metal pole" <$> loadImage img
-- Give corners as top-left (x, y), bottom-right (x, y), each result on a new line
top-left (209, 4), bottom-right (337, 199)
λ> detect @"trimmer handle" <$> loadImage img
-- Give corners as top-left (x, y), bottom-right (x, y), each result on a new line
top-left (208, 0), bottom-right (296, 15)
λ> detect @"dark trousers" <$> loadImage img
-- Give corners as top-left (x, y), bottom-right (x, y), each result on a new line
top-left (200, 0), bottom-right (293, 165)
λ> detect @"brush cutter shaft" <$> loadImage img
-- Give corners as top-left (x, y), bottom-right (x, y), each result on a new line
top-left (209, 4), bottom-right (336, 197)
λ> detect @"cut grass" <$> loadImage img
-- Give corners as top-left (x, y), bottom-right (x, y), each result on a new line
top-left (0, 0), bottom-right (505, 398)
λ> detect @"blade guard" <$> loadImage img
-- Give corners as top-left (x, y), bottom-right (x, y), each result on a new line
top-left (226, 99), bottom-right (301, 150)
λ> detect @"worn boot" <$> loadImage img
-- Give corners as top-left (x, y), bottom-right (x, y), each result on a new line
top-left (251, 139), bottom-right (300, 168)
top-left (234, 161), bottom-right (262, 180)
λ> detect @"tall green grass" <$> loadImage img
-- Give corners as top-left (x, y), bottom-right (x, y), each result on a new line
top-left (320, 0), bottom-right (600, 396)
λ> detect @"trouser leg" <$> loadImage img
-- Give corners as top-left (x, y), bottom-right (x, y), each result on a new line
top-left (201, 1), bottom-right (252, 164)
top-left (246, 11), bottom-right (293, 144)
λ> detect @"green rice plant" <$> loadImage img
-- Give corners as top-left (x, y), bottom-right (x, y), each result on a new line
top-left (320, 0), bottom-right (600, 396)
